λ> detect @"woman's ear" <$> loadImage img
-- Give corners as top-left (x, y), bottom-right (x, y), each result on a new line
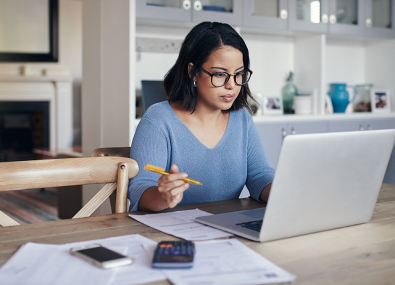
top-left (188, 62), bottom-right (194, 79)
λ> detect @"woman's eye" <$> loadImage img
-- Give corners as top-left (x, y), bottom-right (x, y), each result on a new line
top-left (214, 73), bottom-right (227, 78)
top-left (236, 71), bottom-right (245, 76)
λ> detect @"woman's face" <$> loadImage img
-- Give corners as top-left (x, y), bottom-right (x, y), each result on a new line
top-left (195, 45), bottom-right (244, 112)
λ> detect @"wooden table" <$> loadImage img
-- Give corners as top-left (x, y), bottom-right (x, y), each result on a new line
top-left (1, 184), bottom-right (395, 285)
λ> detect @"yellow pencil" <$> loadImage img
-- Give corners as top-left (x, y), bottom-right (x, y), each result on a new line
top-left (144, 164), bottom-right (202, 185)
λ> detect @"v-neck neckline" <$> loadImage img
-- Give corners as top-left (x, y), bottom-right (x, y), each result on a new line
top-left (165, 101), bottom-right (232, 151)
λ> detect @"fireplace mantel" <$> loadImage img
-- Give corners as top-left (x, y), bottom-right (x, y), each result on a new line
top-left (0, 75), bottom-right (73, 153)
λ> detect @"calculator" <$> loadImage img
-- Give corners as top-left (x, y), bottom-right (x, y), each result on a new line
top-left (152, 241), bottom-right (195, 269)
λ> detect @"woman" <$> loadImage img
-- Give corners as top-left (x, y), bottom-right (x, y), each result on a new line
top-left (128, 22), bottom-right (274, 212)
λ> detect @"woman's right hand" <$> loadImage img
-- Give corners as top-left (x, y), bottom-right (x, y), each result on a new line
top-left (157, 164), bottom-right (189, 208)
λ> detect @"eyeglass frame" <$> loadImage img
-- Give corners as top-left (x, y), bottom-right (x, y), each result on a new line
top-left (198, 67), bottom-right (253, 88)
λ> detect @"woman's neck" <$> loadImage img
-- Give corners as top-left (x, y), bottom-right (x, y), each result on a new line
top-left (170, 101), bottom-right (227, 126)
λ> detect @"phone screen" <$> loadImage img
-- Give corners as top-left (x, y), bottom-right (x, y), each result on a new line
top-left (76, 247), bottom-right (126, 262)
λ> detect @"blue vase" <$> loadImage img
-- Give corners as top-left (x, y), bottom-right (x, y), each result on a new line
top-left (328, 83), bottom-right (357, 113)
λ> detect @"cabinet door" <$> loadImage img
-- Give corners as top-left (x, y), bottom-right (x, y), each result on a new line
top-left (192, 0), bottom-right (242, 25)
top-left (243, 0), bottom-right (288, 30)
top-left (289, 0), bottom-right (330, 32)
top-left (287, 121), bottom-right (328, 135)
top-left (328, 119), bottom-right (365, 132)
top-left (136, 0), bottom-right (192, 22)
top-left (255, 122), bottom-right (287, 169)
top-left (365, 117), bottom-right (395, 130)
top-left (328, 0), bottom-right (365, 35)
top-left (366, 118), bottom-right (395, 185)
top-left (365, 0), bottom-right (395, 38)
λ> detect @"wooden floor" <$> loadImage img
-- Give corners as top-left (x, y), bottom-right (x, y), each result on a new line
top-left (0, 188), bottom-right (59, 225)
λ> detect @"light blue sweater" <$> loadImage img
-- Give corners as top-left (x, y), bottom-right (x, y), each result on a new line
top-left (128, 101), bottom-right (275, 211)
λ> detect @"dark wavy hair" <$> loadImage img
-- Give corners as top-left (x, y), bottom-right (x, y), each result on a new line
top-left (164, 21), bottom-right (253, 113)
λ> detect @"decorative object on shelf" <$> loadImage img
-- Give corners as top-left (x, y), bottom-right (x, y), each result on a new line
top-left (371, 89), bottom-right (391, 113)
top-left (19, 65), bottom-right (29, 76)
top-left (328, 83), bottom-right (357, 113)
top-left (354, 84), bottom-right (373, 112)
top-left (262, 96), bottom-right (283, 115)
top-left (282, 71), bottom-right (298, 114)
top-left (247, 92), bottom-right (263, 116)
top-left (293, 93), bottom-right (312, 115)
top-left (325, 94), bottom-right (333, 114)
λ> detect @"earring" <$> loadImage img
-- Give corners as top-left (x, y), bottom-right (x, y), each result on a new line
top-left (193, 80), bottom-right (197, 87)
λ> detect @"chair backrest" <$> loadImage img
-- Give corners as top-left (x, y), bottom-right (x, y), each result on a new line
top-left (92, 147), bottom-right (132, 213)
top-left (0, 157), bottom-right (139, 227)
top-left (92, 147), bottom-right (131, 158)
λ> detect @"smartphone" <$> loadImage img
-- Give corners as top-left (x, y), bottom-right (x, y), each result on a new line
top-left (152, 241), bottom-right (195, 269)
top-left (70, 244), bottom-right (134, 269)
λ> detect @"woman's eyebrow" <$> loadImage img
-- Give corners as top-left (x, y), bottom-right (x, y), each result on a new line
top-left (210, 66), bottom-right (244, 71)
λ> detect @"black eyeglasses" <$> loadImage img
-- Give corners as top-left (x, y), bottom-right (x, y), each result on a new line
top-left (199, 67), bottom-right (253, 87)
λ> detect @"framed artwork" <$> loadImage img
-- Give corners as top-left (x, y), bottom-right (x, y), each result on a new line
top-left (0, 0), bottom-right (58, 62)
top-left (371, 89), bottom-right (391, 113)
top-left (262, 97), bottom-right (283, 115)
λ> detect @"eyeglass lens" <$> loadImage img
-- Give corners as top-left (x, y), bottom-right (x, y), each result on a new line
top-left (211, 70), bottom-right (251, 87)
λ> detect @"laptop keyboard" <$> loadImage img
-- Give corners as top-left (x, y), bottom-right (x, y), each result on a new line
top-left (236, 219), bottom-right (263, 232)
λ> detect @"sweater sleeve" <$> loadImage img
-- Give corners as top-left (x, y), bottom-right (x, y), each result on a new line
top-left (245, 117), bottom-right (275, 202)
top-left (128, 117), bottom-right (169, 211)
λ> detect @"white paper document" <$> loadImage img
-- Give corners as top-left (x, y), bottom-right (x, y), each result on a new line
top-left (0, 234), bottom-right (166, 285)
top-left (129, 209), bottom-right (233, 241)
top-left (164, 239), bottom-right (296, 285)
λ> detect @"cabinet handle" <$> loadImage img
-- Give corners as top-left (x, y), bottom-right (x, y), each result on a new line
top-left (359, 124), bottom-right (364, 131)
top-left (282, 128), bottom-right (287, 141)
top-left (291, 128), bottom-right (296, 135)
top-left (322, 14), bottom-right (328, 24)
top-left (280, 9), bottom-right (287, 19)
top-left (193, 1), bottom-right (202, 11)
top-left (367, 124), bottom-right (372, 130)
top-left (329, 15), bottom-right (336, 24)
top-left (366, 18), bottom-right (372, 28)
top-left (183, 0), bottom-right (191, 10)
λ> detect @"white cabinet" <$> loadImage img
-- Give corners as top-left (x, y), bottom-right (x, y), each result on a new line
top-left (255, 120), bottom-right (327, 168)
top-left (255, 116), bottom-right (395, 185)
top-left (136, 0), bottom-right (243, 25)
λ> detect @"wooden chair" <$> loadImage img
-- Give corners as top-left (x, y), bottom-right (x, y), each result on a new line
top-left (92, 147), bottom-right (131, 213)
top-left (0, 156), bottom-right (138, 227)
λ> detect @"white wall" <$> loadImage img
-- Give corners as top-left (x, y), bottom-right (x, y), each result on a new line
top-left (134, 27), bottom-right (294, 105)
top-left (244, 33), bottom-right (294, 98)
top-left (326, 38), bottom-right (366, 86)
top-left (366, 39), bottom-right (395, 112)
top-left (82, 0), bottom-right (134, 216)
top-left (0, 0), bottom-right (82, 146)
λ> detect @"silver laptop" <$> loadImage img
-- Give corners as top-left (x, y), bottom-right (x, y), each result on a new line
top-left (195, 130), bottom-right (395, 242)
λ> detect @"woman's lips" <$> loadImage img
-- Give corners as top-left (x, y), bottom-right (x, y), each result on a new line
top-left (221, 95), bottom-right (234, 103)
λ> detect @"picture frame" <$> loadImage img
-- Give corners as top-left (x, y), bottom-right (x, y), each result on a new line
top-left (262, 97), bottom-right (283, 115)
top-left (371, 89), bottom-right (391, 113)
top-left (0, 0), bottom-right (58, 62)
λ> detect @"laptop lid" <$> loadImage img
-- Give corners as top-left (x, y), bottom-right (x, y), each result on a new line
top-left (259, 129), bottom-right (395, 242)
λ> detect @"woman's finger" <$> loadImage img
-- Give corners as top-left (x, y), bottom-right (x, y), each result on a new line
top-left (159, 172), bottom-right (188, 184)
top-left (158, 179), bottom-right (186, 193)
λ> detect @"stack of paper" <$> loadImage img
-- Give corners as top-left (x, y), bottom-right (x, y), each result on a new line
top-left (0, 209), bottom-right (296, 285)
top-left (0, 234), bottom-right (166, 285)
top-left (129, 209), bottom-right (233, 241)
top-left (163, 239), bottom-right (296, 285)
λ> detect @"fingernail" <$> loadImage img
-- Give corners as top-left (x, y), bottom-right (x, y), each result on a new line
top-left (185, 183), bottom-right (189, 188)
top-left (182, 173), bottom-right (188, 178)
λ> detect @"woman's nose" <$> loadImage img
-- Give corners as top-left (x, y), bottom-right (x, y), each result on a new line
top-left (225, 75), bottom-right (236, 89)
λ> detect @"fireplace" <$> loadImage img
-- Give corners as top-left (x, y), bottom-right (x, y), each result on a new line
top-left (0, 101), bottom-right (49, 161)
top-left (0, 75), bottom-right (73, 158)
